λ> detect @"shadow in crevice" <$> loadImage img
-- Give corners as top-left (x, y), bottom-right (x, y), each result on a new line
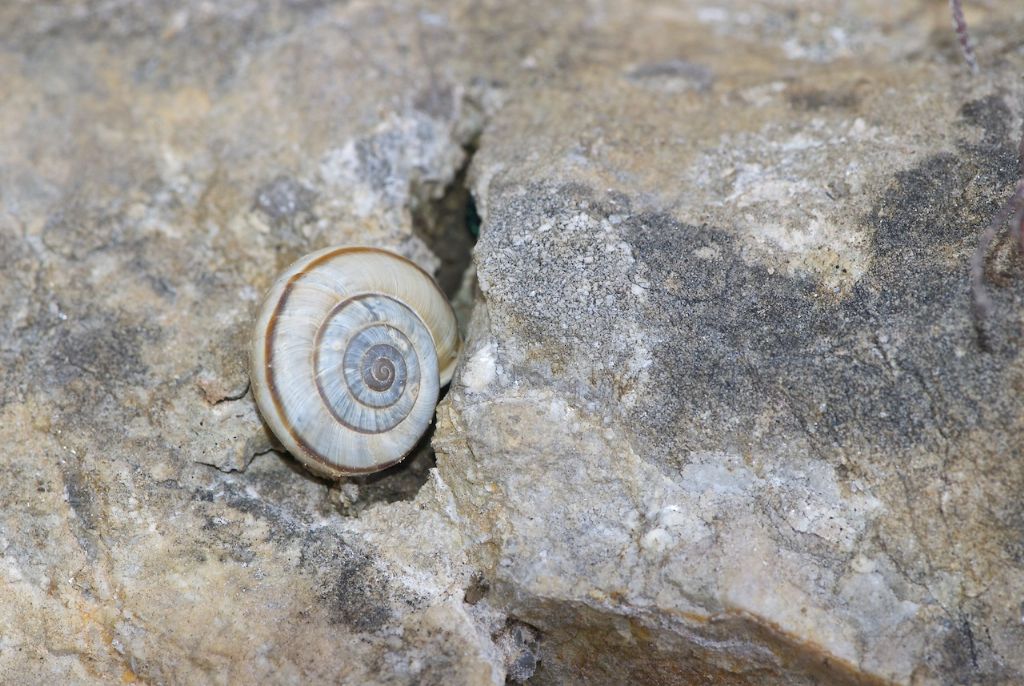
top-left (413, 142), bottom-right (480, 298)
top-left (327, 421), bottom-right (439, 515)
top-left (329, 143), bottom-right (480, 513)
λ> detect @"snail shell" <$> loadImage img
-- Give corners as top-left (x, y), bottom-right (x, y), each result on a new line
top-left (250, 246), bottom-right (460, 478)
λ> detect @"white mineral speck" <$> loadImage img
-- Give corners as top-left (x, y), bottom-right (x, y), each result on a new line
top-left (641, 528), bottom-right (673, 554)
top-left (463, 343), bottom-right (497, 394)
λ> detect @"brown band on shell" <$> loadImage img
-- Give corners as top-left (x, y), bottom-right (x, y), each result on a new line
top-left (263, 247), bottom-right (443, 474)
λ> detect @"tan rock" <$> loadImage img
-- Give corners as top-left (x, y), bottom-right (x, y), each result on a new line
top-left (2, 1), bottom-right (1022, 684)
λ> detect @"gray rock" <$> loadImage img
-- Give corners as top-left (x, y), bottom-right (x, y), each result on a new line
top-left (2, 0), bottom-right (1023, 684)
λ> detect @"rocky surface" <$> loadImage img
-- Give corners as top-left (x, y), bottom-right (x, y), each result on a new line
top-left (2, 0), bottom-right (1023, 684)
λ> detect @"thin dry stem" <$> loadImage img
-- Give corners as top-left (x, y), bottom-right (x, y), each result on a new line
top-left (1012, 203), bottom-right (1024, 255)
top-left (950, 0), bottom-right (979, 73)
top-left (971, 181), bottom-right (1024, 333)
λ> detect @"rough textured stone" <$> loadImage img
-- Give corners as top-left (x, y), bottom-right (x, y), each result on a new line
top-left (443, 2), bottom-right (1024, 682)
top-left (2, 1), bottom-right (1023, 684)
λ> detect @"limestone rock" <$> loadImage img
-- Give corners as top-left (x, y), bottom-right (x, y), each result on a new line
top-left (2, 0), bottom-right (1023, 684)
top-left (443, 2), bottom-right (1024, 683)
top-left (0, 1), bottom-right (491, 683)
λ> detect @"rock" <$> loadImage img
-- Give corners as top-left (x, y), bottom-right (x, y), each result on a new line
top-left (443, 2), bottom-right (1024, 683)
top-left (2, 0), bottom-right (1023, 684)
top-left (0, 1), bottom-right (492, 683)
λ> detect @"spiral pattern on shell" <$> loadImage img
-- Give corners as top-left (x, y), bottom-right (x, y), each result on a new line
top-left (250, 246), bottom-right (460, 478)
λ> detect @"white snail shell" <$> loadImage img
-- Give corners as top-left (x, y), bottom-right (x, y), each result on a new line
top-left (249, 246), bottom-right (461, 478)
